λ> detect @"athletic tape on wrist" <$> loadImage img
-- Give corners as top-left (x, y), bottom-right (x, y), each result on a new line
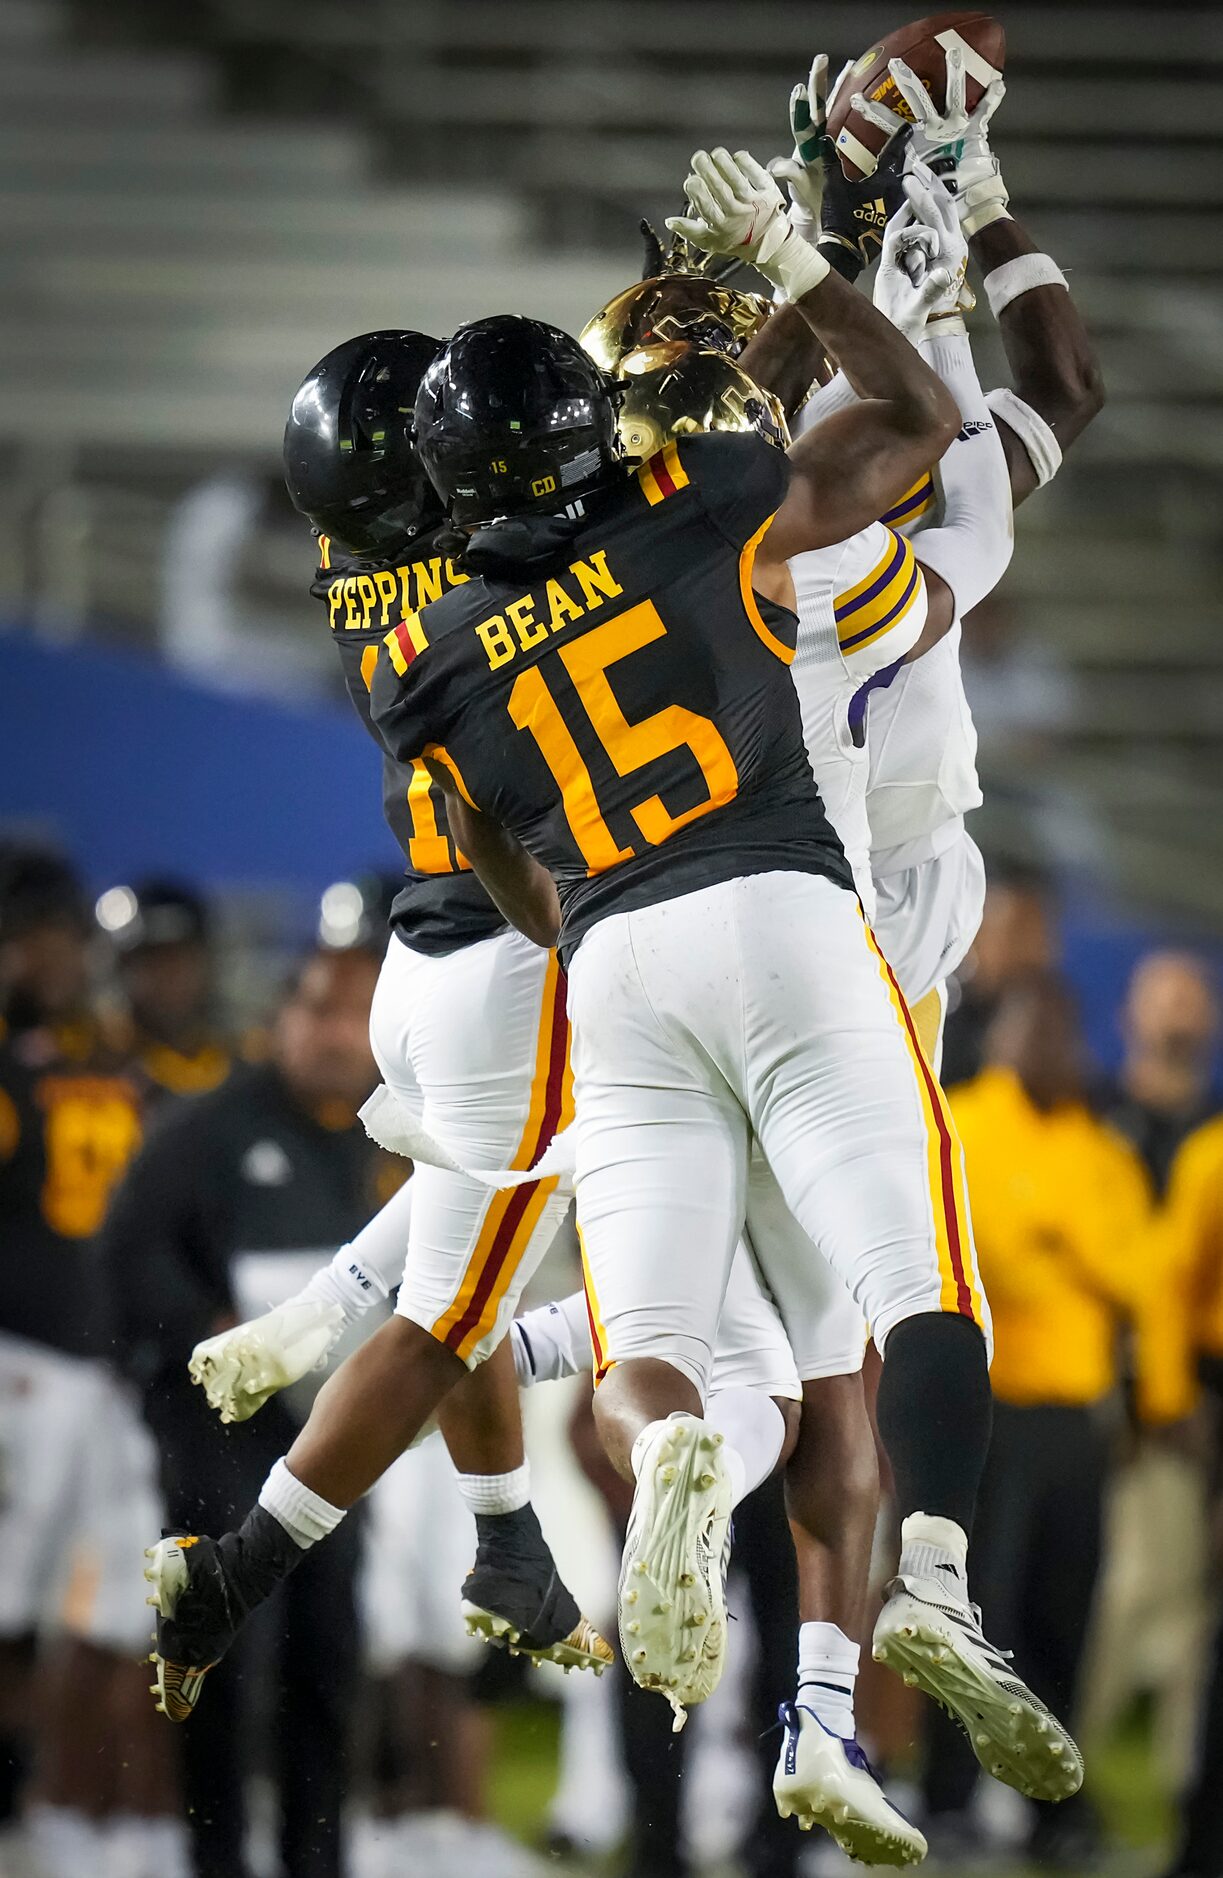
top-left (983, 253), bottom-right (1068, 319)
top-left (766, 227), bottom-right (831, 303)
top-left (986, 387), bottom-right (1062, 486)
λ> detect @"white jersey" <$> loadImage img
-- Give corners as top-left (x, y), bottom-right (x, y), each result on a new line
top-left (788, 522), bottom-right (928, 917)
top-left (865, 621), bottom-right (983, 875)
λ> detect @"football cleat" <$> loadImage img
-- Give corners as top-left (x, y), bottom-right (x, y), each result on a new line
top-left (143, 1535), bottom-right (236, 1721)
top-left (773, 1703), bottom-right (928, 1866)
top-left (872, 1574), bottom-right (1084, 1803)
top-left (618, 1413), bottom-right (732, 1729)
top-left (461, 1509), bottom-right (612, 1675)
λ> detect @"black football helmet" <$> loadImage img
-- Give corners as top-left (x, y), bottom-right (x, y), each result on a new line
top-left (414, 315), bottom-right (622, 528)
top-left (283, 330), bottom-right (444, 557)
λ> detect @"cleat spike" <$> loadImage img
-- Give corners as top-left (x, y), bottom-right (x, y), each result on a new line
top-left (903, 1672), bottom-right (917, 1687)
top-left (627, 1622), bottom-right (640, 1635)
top-left (678, 1571), bottom-right (695, 1588)
top-left (632, 1648), bottom-right (647, 1665)
top-left (625, 1589), bottom-right (638, 1605)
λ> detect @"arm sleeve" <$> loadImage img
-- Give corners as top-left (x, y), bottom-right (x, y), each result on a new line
top-left (300, 1174), bottom-right (415, 1319)
top-left (828, 523), bottom-right (927, 677)
top-left (910, 331), bottom-right (1014, 618)
top-left (99, 1109), bottom-right (234, 1383)
top-left (680, 432), bottom-right (792, 550)
top-left (511, 1290), bottom-right (592, 1386)
top-left (790, 370), bottom-right (860, 440)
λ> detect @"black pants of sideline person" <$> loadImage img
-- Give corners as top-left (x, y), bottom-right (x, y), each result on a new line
top-left (1166, 1604), bottom-right (1223, 1878)
top-left (144, 1377), bottom-right (361, 1878)
top-left (921, 1398), bottom-right (1110, 1827)
top-left (613, 1472), bottom-right (800, 1878)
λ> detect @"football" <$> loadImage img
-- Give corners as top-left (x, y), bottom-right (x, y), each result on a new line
top-left (827, 11), bottom-right (1006, 179)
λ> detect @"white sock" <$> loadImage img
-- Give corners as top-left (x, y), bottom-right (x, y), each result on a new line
top-left (455, 1462), bottom-right (531, 1516)
top-left (898, 1511), bottom-right (970, 1597)
top-left (704, 1386), bottom-right (786, 1507)
top-left (511, 1291), bottom-right (591, 1385)
top-left (259, 1456), bottom-right (346, 1549)
top-left (797, 1621), bottom-right (861, 1740)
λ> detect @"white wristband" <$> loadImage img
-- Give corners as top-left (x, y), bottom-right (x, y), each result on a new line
top-left (983, 254), bottom-right (1068, 319)
top-left (759, 224), bottom-right (831, 304)
top-left (986, 388), bottom-right (1063, 487)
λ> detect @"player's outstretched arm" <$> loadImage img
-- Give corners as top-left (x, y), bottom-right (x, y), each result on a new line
top-left (669, 146), bottom-right (958, 554)
top-left (974, 214), bottom-right (1104, 507)
top-left (739, 53), bottom-right (911, 419)
top-left (427, 759), bottom-right (561, 950)
top-left (856, 48), bottom-right (1104, 506)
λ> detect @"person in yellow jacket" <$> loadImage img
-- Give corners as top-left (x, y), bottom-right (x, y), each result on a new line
top-left (920, 970), bottom-right (1158, 1866)
top-left (1156, 1110), bottom-right (1223, 1878)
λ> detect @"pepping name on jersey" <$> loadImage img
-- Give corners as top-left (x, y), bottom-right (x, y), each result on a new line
top-left (319, 539), bottom-right (469, 635)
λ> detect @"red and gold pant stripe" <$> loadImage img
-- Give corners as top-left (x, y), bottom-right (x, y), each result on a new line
top-left (863, 923), bottom-right (984, 1327)
top-left (431, 955), bottom-right (574, 1362)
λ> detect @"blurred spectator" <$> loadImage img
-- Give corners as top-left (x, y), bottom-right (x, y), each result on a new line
top-left (102, 945), bottom-right (385, 1878)
top-left (1105, 952), bottom-right (1221, 1196)
top-left (97, 877), bottom-right (233, 1102)
top-left (922, 973), bottom-right (1162, 1868)
top-left (1153, 1114), bottom-right (1223, 1878)
top-left (0, 848), bottom-right (178, 1876)
top-left (160, 473), bottom-right (337, 702)
top-left (939, 864), bottom-right (1056, 1088)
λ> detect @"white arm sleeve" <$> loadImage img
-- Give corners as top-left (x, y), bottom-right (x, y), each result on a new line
top-left (299, 1175), bottom-right (414, 1322)
top-left (910, 331), bottom-right (1014, 617)
top-left (790, 368), bottom-right (859, 440)
top-left (511, 1291), bottom-right (592, 1386)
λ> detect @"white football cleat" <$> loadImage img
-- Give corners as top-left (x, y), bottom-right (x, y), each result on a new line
top-left (773, 1703), bottom-right (928, 1866)
top-left (188, 1296), bottom-right (344, 1422)
top-left (872, 1574), bottom-right (1084, 1803)
top-left (619, 1414), bottom-right (732, 1728)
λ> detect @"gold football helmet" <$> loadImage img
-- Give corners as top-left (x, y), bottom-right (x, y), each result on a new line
top-left (582, 273), bottom-right (774, 374)
top-left (614, 342), bottom-right (790, 461)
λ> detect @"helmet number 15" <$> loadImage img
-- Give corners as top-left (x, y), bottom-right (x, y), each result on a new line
top-left (506, 600), bottom-right (739, 875)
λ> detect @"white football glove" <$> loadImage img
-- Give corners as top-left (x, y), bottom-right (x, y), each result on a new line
top-left (873, 161), bottom-right (973, 341)
top-left (666, 146), bottom-right (829, 302)
top-left (188, 1295), bottom-right (345, 1424)
top-left (853, 44), bottom-right (1009, 236)
top-left (768, 52), bottom-right (830, 235)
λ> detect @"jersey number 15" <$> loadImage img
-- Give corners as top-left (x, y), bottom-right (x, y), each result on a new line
top-left (507, 599), bottom-right (739, 875)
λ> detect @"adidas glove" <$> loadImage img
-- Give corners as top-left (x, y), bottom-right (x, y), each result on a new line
top-left (770, 53), bottom-right (909, 283)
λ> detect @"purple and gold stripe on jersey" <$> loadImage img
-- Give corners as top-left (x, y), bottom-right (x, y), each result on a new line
top-left (835, 529), bottom-right (921, 655)
top-left (880, 473), bottom-right (936, 529)
top-left (383, 610), bottom-right (430, 676)
top-left (637, 440), bottom-right (690, 507)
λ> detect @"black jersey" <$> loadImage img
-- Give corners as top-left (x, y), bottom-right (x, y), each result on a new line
top-left (312, 532), bottom-right (506, 955)
top-left (370, 433), bottom-right (852, 960)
